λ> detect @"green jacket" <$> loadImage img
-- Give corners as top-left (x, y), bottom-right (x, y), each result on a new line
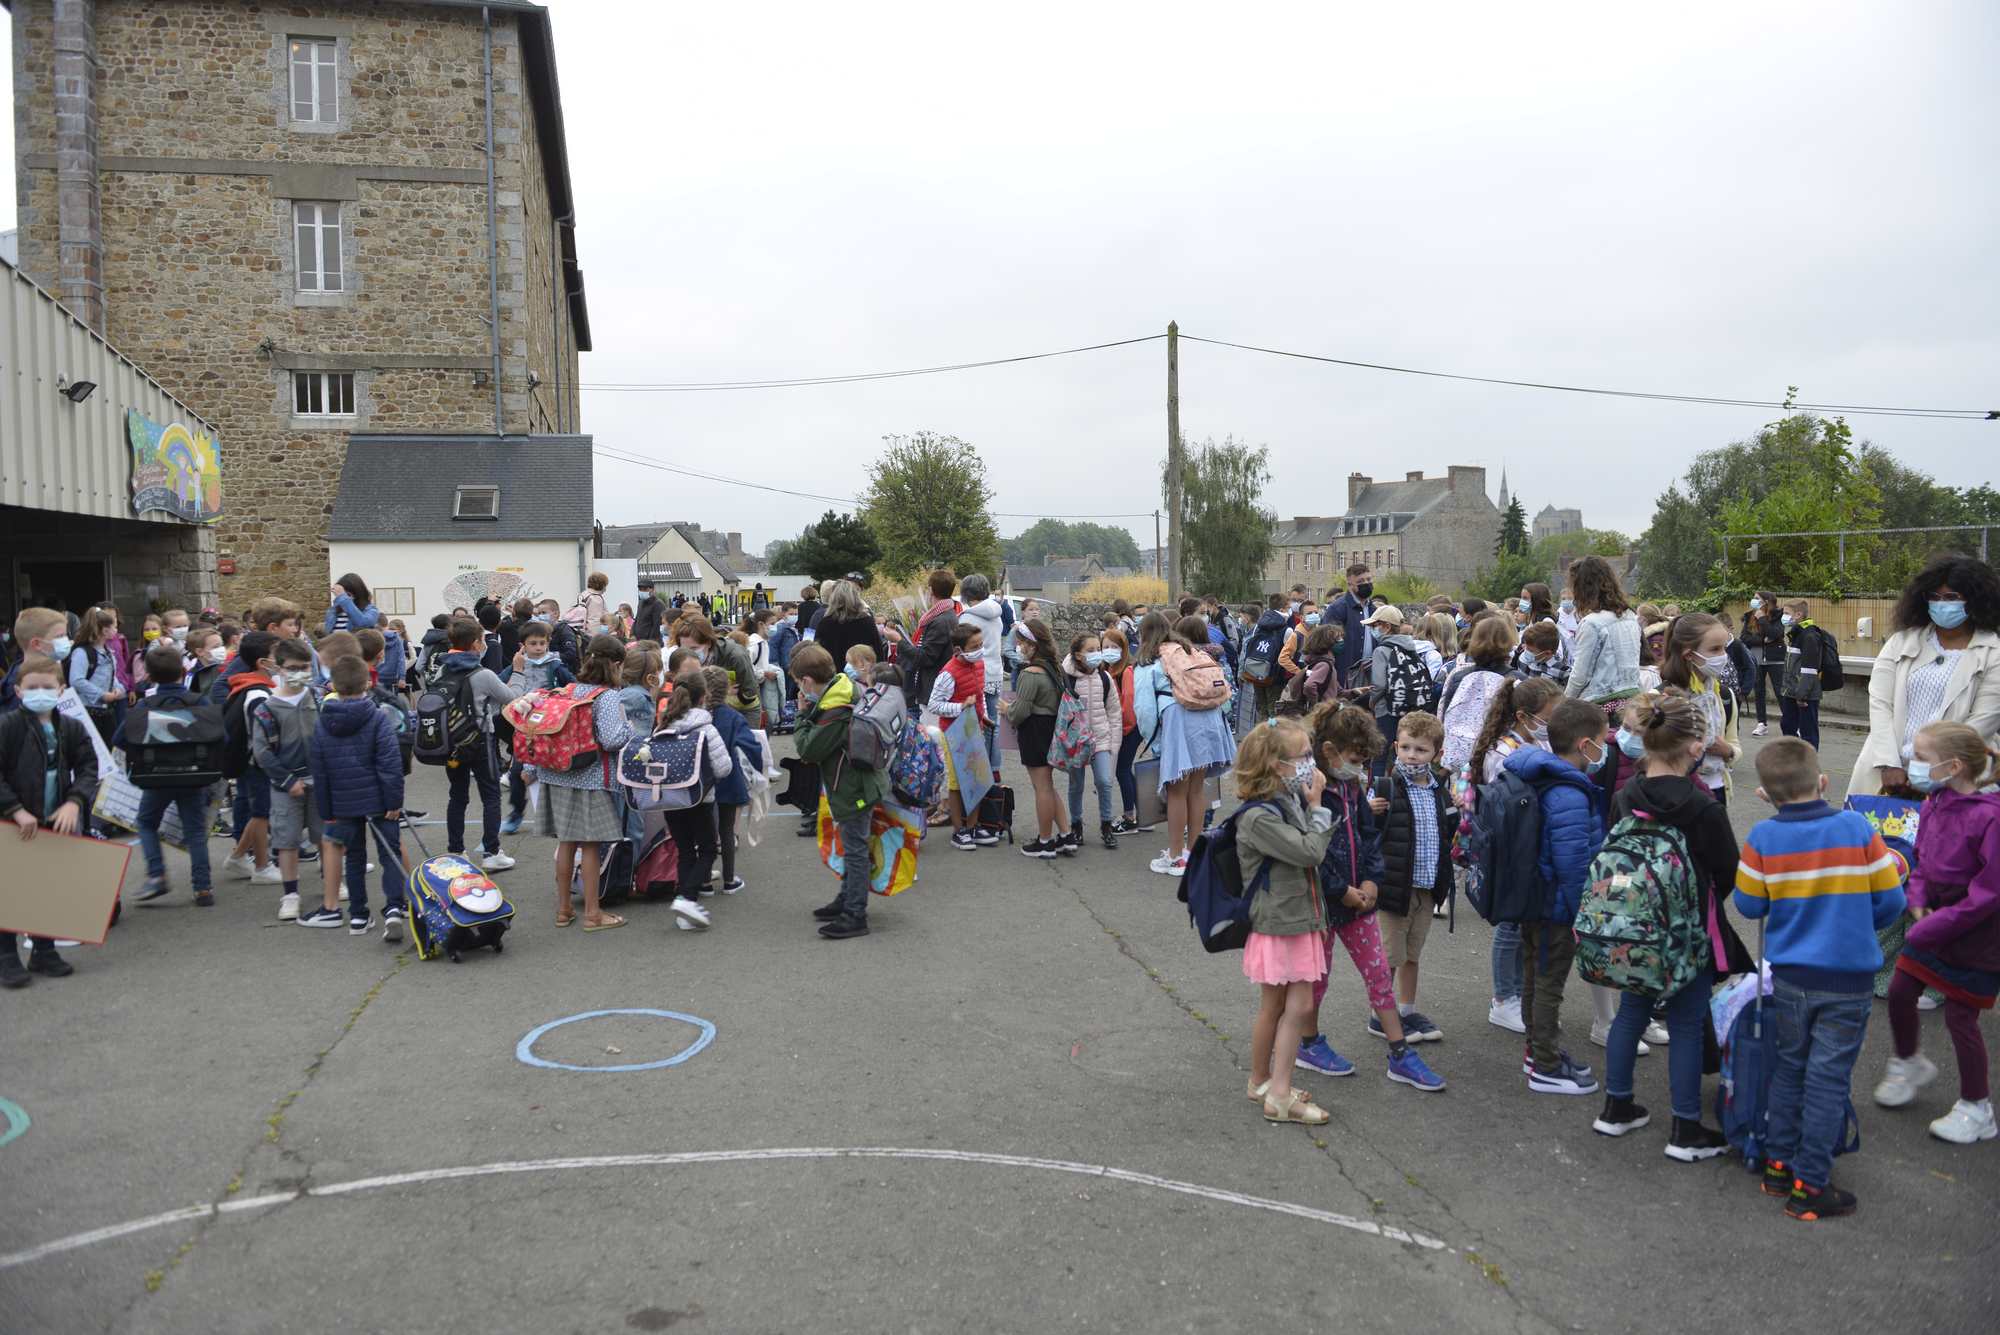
top-left (1006, 661), bottom-right (1062, 723)
top-left (1236, 794), bottom-right (1332, 937)
top-left (793, 672), bottom-right (887, 815)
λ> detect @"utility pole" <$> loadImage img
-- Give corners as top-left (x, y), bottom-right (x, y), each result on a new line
top-left (1153, 509), bottom-right (1162, 579)
top-left (1165, 320), bottom-right (1183, 598)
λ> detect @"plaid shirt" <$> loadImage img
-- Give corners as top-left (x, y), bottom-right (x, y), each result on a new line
top-left (1399, 763), bottom-right (1439, 890)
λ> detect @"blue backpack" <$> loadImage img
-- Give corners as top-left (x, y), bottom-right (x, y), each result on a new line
top-left (1177, 800), bottom-right (1277, 953)
top-left (1460, 768), bottom-right (1546, 923)
top-left (1713, 962), bottom-right (1861, 1170)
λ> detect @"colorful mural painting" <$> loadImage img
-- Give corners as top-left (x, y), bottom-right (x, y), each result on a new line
top-left (442, 568), bottom-right (544, 610)
top-left (127, 409), bottom-right (222, 524)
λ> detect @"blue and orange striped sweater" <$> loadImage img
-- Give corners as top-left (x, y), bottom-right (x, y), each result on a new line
top-left (1734, 800), bottom-right (1906, 990)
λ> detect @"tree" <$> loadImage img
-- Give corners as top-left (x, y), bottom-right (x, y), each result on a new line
top-left (789, 510), bottom-right (882, 583)
top-left (762, 536), bottom-right (800, 574)
top-left (1002, 519), bottom-right (1142, 570)
top-left (1496, 496), bottom-right (1530, 557)
top-left (1170, 435), bottom-right (1274, 600)
top-left (1374, 571), bottom-right (1440, 606)
top-left (1470, 551), bottom-right (1548, 604)
top-left (862, 432), bottom-right (1000, 581)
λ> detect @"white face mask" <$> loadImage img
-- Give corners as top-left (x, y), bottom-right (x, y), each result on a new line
top-left (206, 646), bottom-right (229, 665)
top-left (279, 668), bottom-right (312, 690)
top-left (1699, 652), bottom-right (1731, 676)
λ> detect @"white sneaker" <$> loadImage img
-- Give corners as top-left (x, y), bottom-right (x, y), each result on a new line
top-left (1873, 1052), bottom-right (1938, 1108)
top-left (670, 896), bottom-right (711, 931)
top-left (1644, 1020), bottom-right (1670, 1046)
top-left (337, 884), bottom-right (349, 902)
top-left (277, 892), bottom-right (300, 922)
top-left (1488, 997), bottom-right (1526, 1034)
top-left (224, 853), bottom-right (256, 880)
top-left (251, 863), bottom-right (283, 885)
top-left (1149, 851), bottom-right (1178, 875)
top-left (1917, 990), bottom-right (1943, 1011)
top-left (481, 850), bottom-right (517, 872)
top-left (1751, 723), bottom-right (1767, 737)
top-left (1167, 854), bottom-right (1188, 878)
top-left (1588, 1025), bottom-right (1649, 1056)
top-left (1929, 1099), bottom-right (1998, 1144)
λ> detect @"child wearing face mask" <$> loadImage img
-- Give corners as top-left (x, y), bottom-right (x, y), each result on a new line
top-left (1366, 712), bottom-right (1458, 1044)
top-left (0, 653), bottom-right (101, 987)
top-left (1658, 614), bottom-right (1740, 799)
top-left (500, 622), bottom-right (578, 836)
top-left (1061, 632), bottom-right (1124, 851)
top-left (1778, 599), bottom-right (1825, 749)
top-left (186, 627), bottom-right (230, 700)
top-left (1464, 677), bottom-right (1565, 1035)
top-left (1875, 721), bottom-right (2000, 1147)
top-left (929, 623), bottom-right (994, 851)
top-left (251, 639), bottom-right (342, 928)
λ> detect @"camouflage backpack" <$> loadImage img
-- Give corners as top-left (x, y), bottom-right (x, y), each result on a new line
top-left (1574, 814), bottom-right (1706, 1000)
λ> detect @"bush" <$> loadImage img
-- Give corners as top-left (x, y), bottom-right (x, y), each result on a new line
top-left (1373, 571), bottom-right (1440, 606)
top-left (1074, 576), bottom-right (1168, 607)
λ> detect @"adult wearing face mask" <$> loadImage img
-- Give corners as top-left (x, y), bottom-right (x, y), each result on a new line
top-left (672, 613), bottom-right (757, 712)
top-left (1850, 556), bottom-right (2000, 798)
top-left (1742, 592), bottom-right (1787, 737)
top-left (632, 580), bottom-right (665, 645)
top-left (1327, 564), bottom-right (1375, 686)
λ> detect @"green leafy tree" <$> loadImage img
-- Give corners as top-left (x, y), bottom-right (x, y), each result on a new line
top-left (762, 536), bottom-right (800, 574)
top-left (1496, 496), bottom-right (1530, 557)
top-left (1169, 435), bottom-right (1275, 600)
top-left (1471, 551), bottom-right (1548, 603)
top-left (1002, 519), bottom-right (1142, 570)
top-left (789, 510), bottom-right (882, 583)
top-left (862, 432), bottom-right (1000, 581)
top-left (1374, 571), bottom-right (1440, 606)
top-left (1714, 415), bottom-right (1881, 595)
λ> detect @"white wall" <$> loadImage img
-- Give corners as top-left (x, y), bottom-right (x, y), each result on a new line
top-left (326, 539), bottom-right (585, 627)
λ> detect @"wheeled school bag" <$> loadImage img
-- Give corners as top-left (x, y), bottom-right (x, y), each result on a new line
top-left (976, 783), bottom-right (1016, 843)
top-left (1711, 951), bottom-right (1861, 1171)
top-left (1177, 799), bottom-right (1277, 953)
top-left (371, 824), bottom-right (512, 962)
top-left (121, 696), bottom-right (227, 789)
top-left (1573, 815), bottom-right (1706, 999)
top-left (503, 685), bottom-right (612, 779)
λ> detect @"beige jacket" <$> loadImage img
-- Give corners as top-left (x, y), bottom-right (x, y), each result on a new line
top-left (1847, 627), bottom-right (2000, 796)
top-left (1060, 655), bottom-right (1123, 755)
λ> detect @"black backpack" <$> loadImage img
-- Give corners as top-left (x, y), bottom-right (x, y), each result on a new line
top-left (122, 696), bottom-right (227, 790)
top-left (1380, 642), bottom-right (1439, 717)
top-left (220, 684), bottom-right (268, 780)
top-left (1461, 768), bottom-right (1547, 924)
top-left (414, 672), bottom-right (482, 766)
top-left (1814, 626), bottom-right (1845, 692)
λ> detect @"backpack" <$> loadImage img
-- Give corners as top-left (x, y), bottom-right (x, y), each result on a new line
top-left (1277, 657), bottom-right (1336, 717)
top-left (1157, 643), bottom-right (1229, 711)
top-left (1049, 682), bottom-right (1093, 771)
top-left (1440, 668), bottom-right (1504, 772)
top-left (1176, 800), bottom-right (1277, 953)
top-left (122, 697), bottom-right (227, 790)
top-left (369, 685), bottom-right (415, 772)
top-left (1713, 965), bottom-right (1861, 1169)
top-left (220, 683), bottom-right (269, 780)
top-left (889, 718), bottom-right (945, 808)
top-left (847, 683), bottom-right (905, 771)
top-left (1459, 768), bottom-right (1546, 923)
top-left (1573, 815), bottom-right (1706, 999)
top-left (1379, 641), bottom-right (1439, 718)
top-left (414, 673), bottom-right (483, 766)
top-left (1239, 626), bottom-right (1283, 685)
top-left (616, 723), bottom-right (710, 811)
top-left (502, 685), bottom-right (611, 779)
top-left (562, 595), bottom-right (591, 630)
top-left (1813, 626), bottom-right (1845, 691)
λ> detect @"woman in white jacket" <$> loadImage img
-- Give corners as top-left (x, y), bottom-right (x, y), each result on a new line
top-left (957, 575), bottom-right (1008, 775)
top-left (1062, 632), bottom-right (1124, 850)
top-left (1848, 556), bottom-right (2000, 797)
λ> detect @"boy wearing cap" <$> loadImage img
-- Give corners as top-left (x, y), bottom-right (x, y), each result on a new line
top-left (1364, 604), bottom-right (1438, 772)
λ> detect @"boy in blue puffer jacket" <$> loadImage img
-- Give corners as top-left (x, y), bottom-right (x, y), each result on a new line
top-left (1502, 698), bottom-right (1611, 1097)
top-left (310, 654), bottom-right (406, 940)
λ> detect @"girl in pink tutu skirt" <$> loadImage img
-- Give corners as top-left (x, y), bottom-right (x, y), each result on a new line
top-left (1235, 718), bottom-right (1336, 1125)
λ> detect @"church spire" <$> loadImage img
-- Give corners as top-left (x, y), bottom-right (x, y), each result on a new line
top-left (1498, 463), bottom-right (1509, 511)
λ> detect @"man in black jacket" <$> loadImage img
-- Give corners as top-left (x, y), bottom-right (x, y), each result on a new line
top-left (1327, 562), bottom-right (1375, 683)
top-left (632, 581), bottom-right (665, 644)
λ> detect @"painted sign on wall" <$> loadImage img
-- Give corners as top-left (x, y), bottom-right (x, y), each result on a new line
top-left (127, 409), bottom-right (222, 524)
top-left (442, 569), bottom-right (545, 611)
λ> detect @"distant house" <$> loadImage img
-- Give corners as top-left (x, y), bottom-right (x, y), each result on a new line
top-left (1533, 505), bottom-right (1584, 541)
top-left (327, 434), bottom-right (594, 625)
top-left (1003, 555), bottom-right (1107, 604)
top-left (600, 521), bottom-right (742, 598)
top-left (1318, 467), bottom-right (1502, 592)
top-left (1264, 517), bottom-right (1343, 596)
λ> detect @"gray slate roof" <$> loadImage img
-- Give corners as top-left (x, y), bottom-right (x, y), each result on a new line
top-left (1271, 517), bottom-right (1342, 546)
top-left (635, 561), bottom-right (698, 580)
top-left (1344, 476), bottom-right (1452, 528)
top-left (328, 434), bottom-right (594, 542)
top-left (600, 522), bottom-right (676, 560)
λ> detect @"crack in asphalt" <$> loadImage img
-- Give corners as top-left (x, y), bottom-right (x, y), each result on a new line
top-left (118, 949), bottom-right (412, 1321)
top-left (1046, 855), bottom-right (1562, 1333)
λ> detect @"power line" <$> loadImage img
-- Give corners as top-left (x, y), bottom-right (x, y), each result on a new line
top-left (1177, 334), bottom-right (1994, 421)
top-left (580, 334), bottom-right (1166, 391)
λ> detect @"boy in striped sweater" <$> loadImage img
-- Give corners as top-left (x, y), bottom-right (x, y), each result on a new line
top-left (1734, 738), bottom-right (1905, 1221)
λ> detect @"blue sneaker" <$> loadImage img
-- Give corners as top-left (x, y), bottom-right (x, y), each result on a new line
top-left (1400, 1010), bottom-right (1443, 1043)
top-left (500, 814), bottom-right (524, 836)
top-left (1386, 1046), bottom-right (1446, 1092)
top-left (1296, 1035), bottom-right (1356, 1077)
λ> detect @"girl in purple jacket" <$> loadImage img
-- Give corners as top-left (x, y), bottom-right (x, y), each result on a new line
top-left (1874, 721), bottom-right (2000, 1145)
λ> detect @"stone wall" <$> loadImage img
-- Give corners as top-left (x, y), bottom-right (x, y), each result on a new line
top-left (1405, 490), bottom-right (1501, 593)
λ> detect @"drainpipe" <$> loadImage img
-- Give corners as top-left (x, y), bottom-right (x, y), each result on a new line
top-left (482, 6), bottom-right (503, 436)
top-left (551, 210), bottom-right (572, 433)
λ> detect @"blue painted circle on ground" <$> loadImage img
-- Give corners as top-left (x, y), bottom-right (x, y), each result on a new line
top-left (515, 1009), bottom-right (716, 1073)
top-left (0, 1097), bottom-right (28, 1148)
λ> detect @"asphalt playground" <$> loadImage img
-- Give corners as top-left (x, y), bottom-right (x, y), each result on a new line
top-left (1, 723), bottom-right (1992, 1334)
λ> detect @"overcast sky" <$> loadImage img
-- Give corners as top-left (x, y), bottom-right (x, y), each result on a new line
top-left (5, 1), bottom-right (1994, 556)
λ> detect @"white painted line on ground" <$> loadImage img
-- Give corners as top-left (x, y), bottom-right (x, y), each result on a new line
top-left (0, 1146), bottom-right (1451, 1270)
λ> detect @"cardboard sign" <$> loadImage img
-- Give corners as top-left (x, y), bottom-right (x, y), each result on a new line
top-left (0, 829), bottom-right (130, 944)
top-left (93, 769), bottom-right (189, 848)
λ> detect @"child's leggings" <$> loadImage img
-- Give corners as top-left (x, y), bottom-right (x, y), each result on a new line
top-left (716, 802), bottom-right (741, 883)
top-left (665, 805), bottom-right (717, 895)
top-left (1888, 970), bottom-right (1990, 1101)
top-left (1312, 914), bottom-right (1397, 1014)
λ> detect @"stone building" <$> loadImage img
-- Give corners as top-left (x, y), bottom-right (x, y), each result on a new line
top-left (1263, 516), bottom-right (1341, 595)
top-left (1327, 467), bottom-right (1501, 593)
top-left (1533, 505), bottom-right (1583, 541)
top-left (8, 0), bottom-right (591, 611)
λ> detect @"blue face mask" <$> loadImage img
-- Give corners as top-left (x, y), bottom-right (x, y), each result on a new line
top-left (51, 636), bottom-right (72, 659)
top-left (20, 687), bottom-right (59, 714)
top-left (1098, 645), bottom-right (1123, 666)
top-left (1780, 614), bottom-right (1795, 628)
top-left (1559, 599), bottom-right (1575, 614)
top-left (1749, 598), bottom-right (1762, 611)
top-left (1908, 759), bottom-right (1950, 793)
top-left (1616, 727), bottom-right (1646, 760)
top-left (1584, 740), bottom-right (1609, 775)
top-left (1929, 600), bottom-right (1968, 631)
top-left (1303, 613), bottom-right (1321, 626)
top-left (1085, 650), bottom-right (1108, 668)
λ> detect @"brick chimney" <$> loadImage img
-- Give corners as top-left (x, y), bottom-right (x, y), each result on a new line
top-left (1405, 470), bottom-right (1424, 482)
top-left (726, 531), bottom-right (744, 561)
top-left (1347, 473), bottom-right (1372, 508)
top-left (1446, 464), bottom-right (1486, 497)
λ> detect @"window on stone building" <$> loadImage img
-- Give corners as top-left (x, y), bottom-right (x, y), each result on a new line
top-left (375, 587), bottom-right (416, 616)
top-left (290, 38), bottom-right (339, 124)
top-left (454, 486), bottom-right (501, 520)
top-left (294, 202), bottom-right (343, 292)
top-left (293, 371), bottom-right (355, 417)
top-left (1285, 553), bottom-right (1294, 574)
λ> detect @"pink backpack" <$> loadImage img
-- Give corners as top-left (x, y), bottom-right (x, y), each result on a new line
top-left (1158, 643), bottom-right (1229, 711)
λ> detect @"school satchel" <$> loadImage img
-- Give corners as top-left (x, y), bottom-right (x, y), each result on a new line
top-left (1157, 643), bottom-right (1229, 711)
top-left (503, 685), bottom-right (610, 778)
top-left (121, 697), bottom-right (227, 789)
top-left (617, 725), bottom-right (710, 812)
top-left (414, 674), bottom-right (482, 766)
top-left (1573, 814), bottom-right (1706, 999)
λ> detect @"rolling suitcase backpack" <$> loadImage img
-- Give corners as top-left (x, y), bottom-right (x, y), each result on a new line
top-left (374, 823), bottom-right (513, 962)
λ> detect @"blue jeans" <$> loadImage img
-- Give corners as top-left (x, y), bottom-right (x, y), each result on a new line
top-left (138, 788), bottom-right (212, 890)
top-left (1605, 972), bottom-right (1710, 1119)
top-left (231, 769), bottom-right (271, 838)
top-left (324, 816), bottom-right (406, 916)
top-left (1067, 749), bottom-right (1117, 827)
top-left (1490, 922), bottom-right (1523, 1002)
top-left (834, 807), bottom-right (872, 921)
top-left (1764, 977), bottom-right (1870, 1189)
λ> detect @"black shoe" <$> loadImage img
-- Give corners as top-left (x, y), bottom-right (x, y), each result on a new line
top-left (27, 951), bottom-right (74, 978)
top-left (402, 809), bottom-right (428, 821)
top-left (818, 915), bottom-right (870, 940)
top-left (1785, 1181), bottom-right (1857, 1221)
top-left (1110, 817), bottom-right (1140, 836)
top-left (1054, 832), bottom-right (1077, 857)
top-left (1020, 838), bottom-right (1058, 859)
top-left (299, 845), bottom-right (319, 863)
top-left (1759, 1158), bottom-right (1793, 1197)
top-left (795, 820), bottom-right (818, 838)
top-left (1591, 1095), bottom-right (1650, 1138)
top-left (0, 954), bottom-right (28, 989)
top-left (1100, 822), bottom-right (1118, 850)
top-left (194, 890), bottom-right (215, 908)
top-left (1664, 1117), bottom-right (1729, 1163)
top-left (811, 898), bottom-right (845, 922)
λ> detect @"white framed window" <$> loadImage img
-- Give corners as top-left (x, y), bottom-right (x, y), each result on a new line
top-left (294, 202), bottom-right (342, 292)
top-left (290, 37), bottom-right (338, 124)
top-left (454, 485), bottom-right (500, 520)
top-left (293, 371), bottom-right (355, 417)
top-left (375, 587), bottom-right (416, 616)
